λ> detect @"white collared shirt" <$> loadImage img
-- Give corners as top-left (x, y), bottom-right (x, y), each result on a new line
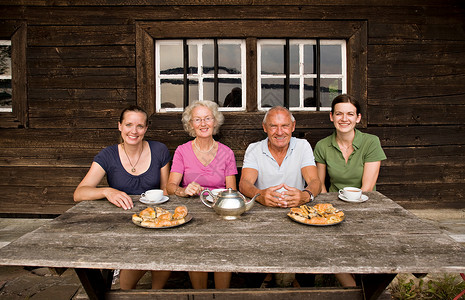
top-left (242, 137), bottom-right (316, 190)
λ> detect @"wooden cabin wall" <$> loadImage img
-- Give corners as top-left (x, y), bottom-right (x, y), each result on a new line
top-left (0, 1), bottom-right (464, 215)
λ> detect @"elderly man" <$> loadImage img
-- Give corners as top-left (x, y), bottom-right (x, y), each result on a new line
top-left (239, 106), bottom-right (321, 208)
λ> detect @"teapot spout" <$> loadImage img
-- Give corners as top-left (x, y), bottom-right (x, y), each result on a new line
top-left (245, 193), bottom-right (259, 211)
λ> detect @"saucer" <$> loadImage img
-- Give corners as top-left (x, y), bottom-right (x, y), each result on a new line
top-left (139, 195), bottom-right (169, 205)
top-left (338, 194), bottom-right (368, 203)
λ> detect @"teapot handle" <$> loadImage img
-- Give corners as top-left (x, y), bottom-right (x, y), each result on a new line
top-left (200, 189), bottom-right (214, 208)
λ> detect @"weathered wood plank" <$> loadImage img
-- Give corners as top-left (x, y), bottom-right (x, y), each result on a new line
top-left (28, 88), bottom-right (135, 102)
top-left (369, 23), bottom-right (465, 44)
top-left (378, 164), bottom-right (465, 185)
top-left (366, 126), bottom-right (465, 147)
top-left (28, 25), bottom-right (134, 46)
top-left (1, 194), bottom-right (463, 274)
top-left (105, 288), bottom-right (363, 300)
top-left (28, 46), bottom-right (135, 67)
top-left (4, 0), bottom-right (459, 7)
top-left (377, 183), bottom-right (465, 209)
top-left (383, 145), bottom-right (465, 165)
top-left (28, 67), bottom-right (135, 89)
top-left (368, 105), bottom-right (465, 125)
top-left (0, 167), bottom-right (88, 186)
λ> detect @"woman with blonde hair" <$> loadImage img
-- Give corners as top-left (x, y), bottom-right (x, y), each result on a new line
top-left (167, 100), bottom-right (237, 289)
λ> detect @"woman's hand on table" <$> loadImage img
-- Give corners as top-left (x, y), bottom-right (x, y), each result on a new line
top-left (104, 188), bottom-right (134, 210)
top-left (181, 182), bottom-right (203, 197)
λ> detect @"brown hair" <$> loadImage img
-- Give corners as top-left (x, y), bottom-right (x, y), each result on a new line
top-left (119, 105), bottom-right (148, 126)
top-left (331, 94), bottom-right (361, 115)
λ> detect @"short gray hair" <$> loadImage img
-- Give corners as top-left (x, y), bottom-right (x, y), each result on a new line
top-left (262, 106), bottom-right (295, 124)
top-left (182, 100), bottom-right (225, 137)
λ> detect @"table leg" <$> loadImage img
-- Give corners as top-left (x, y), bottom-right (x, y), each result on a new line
top-left (74, 268), bottom-right (113, 300)
top-left (360, 273), bottom-right (396, 300)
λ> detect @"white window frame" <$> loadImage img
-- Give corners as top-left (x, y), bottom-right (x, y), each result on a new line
top-left (257, 39), bottom-right (346, 111)
top-left (155, 39), bottom-right (246, 113)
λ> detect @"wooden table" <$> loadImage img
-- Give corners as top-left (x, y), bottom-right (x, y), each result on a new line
top-left (0, 192), bottom-right (464, 300)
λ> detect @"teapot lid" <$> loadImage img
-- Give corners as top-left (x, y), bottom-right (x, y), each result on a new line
top-left (218, 188), bottom-right (242, 197)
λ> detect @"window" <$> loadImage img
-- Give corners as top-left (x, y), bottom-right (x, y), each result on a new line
top-left (155, 39), bottom-right (246, 112)
top-left (136, 20), bottom-right (367, 124)
top-left (0, 40), bottom-right (12, 113)
top-left (258, 39), bottom-right (346, 111)
top-left (0, 21), bottom-right (27, 128)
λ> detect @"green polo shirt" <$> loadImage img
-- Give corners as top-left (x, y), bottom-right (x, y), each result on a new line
top-left (313, 129), bottom-right (387, 192)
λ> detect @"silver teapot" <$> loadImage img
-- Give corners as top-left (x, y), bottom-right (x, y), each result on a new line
top-left (200, 188), bottom-right (258, 220)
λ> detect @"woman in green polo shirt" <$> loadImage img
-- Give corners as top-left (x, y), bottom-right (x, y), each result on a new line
top-left (314, 94), bottom-right (386, 193)
top-left (313, 94), bottom-right (387, 287)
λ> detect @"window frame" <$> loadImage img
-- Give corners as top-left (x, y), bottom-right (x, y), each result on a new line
top-left (257, 38), bottom-right (347, 111)
top-left (136, 19), bottom-right (367, 127)
top-left (0, 21), bottom-right (27, 128)
top-left (155, 39), bottom-right (247, 112)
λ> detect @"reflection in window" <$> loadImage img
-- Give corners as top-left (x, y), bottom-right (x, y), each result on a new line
top-left (0, 40), bottom-right (12, 113)
top-left (258, 39), bottom-right (346, 111)
top-left (155, 39), bottom-right (246, 112)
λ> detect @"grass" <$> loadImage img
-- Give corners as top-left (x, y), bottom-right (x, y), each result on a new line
top-left (389, 273), bottom-right (465, 300)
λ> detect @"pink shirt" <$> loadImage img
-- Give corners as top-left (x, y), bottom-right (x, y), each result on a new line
top-left (171, 141), bottom-right (238, 190)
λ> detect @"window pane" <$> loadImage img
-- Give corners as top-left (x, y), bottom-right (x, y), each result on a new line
top-left (220, 79), bottom-right (242, 107)
top-left (160, 79), bottom-right (183, 108)
top-left (0, 79), bottom-right (12, 111)
top-left (289, 44), bottom-right (299, 75)
top-left (304, 79), bottom-right (316, 107)
top-left (261, 45), bottom-right (284, 75)
top-left (320, 78), bottom-right (342, 107)
top-left (0, 44), bottom-right (11, 76)
top-left (188, 79), bottom-right (199, 104)
top-left (289, 78), bottom-right (300, 108)
top-left (203, 79), bottom-right (214, 101)
top-left (188, 44), bottom-right (198, 74)
top-left (160, 44), bottom-right (183, 75)
top-left (321, 45), bottom-right (342, 74)
top-left (303, 45), bottom-right (315, 74)
top-left (261, 78), bottom-right (284, 108)
top-left (202, 44), bottom-right (214, 74)
top-left (0, 42), bottom-right (12, 112)
top-left (219, 44), bottom-right (241, 75)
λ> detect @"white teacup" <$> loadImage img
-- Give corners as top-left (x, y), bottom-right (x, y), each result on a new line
top-left (339, 187), bottom-right (362, 201)
top-left (141, 189), bottom-right (163, 202)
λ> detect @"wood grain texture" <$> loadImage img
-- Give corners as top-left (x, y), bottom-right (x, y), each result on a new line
top-left (0, 192), bottom-right (463, 275)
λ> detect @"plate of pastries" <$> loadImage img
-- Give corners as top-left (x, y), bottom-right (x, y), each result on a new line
top-left (287, 203), bottom-right (345, 226)
top-left (132, 206), bottom-right (191, 228)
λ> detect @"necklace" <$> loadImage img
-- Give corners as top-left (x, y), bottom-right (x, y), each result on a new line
top-left (336, 138), bottom-right (353, 152)
top-left (339, 143), bottom-right (352, 151)
top-left (193, 138), bottom-right (215, 153)
top-left (122, 143), bottom-right (143, 173)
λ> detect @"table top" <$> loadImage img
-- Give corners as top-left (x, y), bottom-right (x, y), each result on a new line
top-left (0, 192), bottom-right (464, 274)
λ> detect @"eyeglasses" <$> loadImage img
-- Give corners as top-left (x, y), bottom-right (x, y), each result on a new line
top-left (191, 116), bottom-right (214, 124)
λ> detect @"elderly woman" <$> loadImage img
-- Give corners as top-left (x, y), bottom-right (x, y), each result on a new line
top-left (313, 94), bottom-right (386, 286)
top-left (167, 100), bottom-right (237, 289)
top-left (74, 105), bottom-right (171, 290)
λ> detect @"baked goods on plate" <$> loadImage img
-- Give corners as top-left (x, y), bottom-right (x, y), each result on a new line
top-left (287, 203), bottom-right (344, 226)
top-left (132, 206), bottom-right (192, 228)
